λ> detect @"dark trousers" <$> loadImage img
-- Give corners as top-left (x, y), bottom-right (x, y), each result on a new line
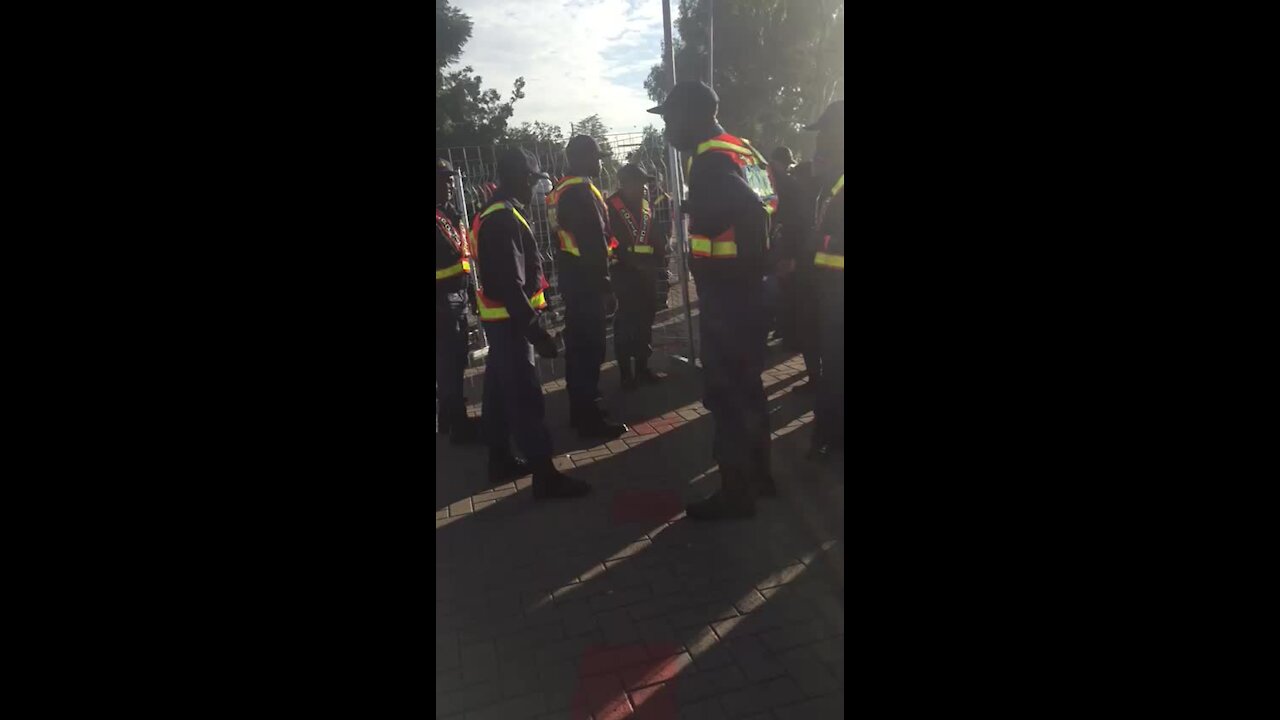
top-left (480, 321), bottom-right (553, 463)
top-left (563, 290), bottom-right (607, 413)
top-left (435, 290), bottom-right (470, 426)
top-left (794, 271), bottom-right (822, 381)
top-left (613, 265), bottom-right (659, 366)
top-left (775, 272), bottom-right (797, 341)
top-left (814, 278), bottom-right (844, 444)
top-left (698, 280), bottom-right (771, 479)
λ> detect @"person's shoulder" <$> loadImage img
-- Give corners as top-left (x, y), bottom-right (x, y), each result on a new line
top-left (690, 150), bottom-right (742, 179)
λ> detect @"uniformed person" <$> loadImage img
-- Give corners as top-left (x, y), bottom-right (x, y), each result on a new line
top-left (804, 101), bottom-right (845, 462)
top-left (787, 160), bottom-right (821, 395)
top-left (547, 136), bottom-right (626, 439)
top-left (768, 147), bottom-right (799, 348)
top-left (474, 148), bottom-right (590, 498)
top-left (435, 158), bottom-right (481, 444)
top-left (648, 80), bottom-right (779, 520)
top-left (607, 163), bottom-right (672, 390)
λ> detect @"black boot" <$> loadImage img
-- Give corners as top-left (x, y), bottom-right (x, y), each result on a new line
top-left (488, 447), bottom-right (531, 484)
top-left (575, 406), bottom-right (627, 440)
top-left (635, 356), bottom-right (667, 384)
top-left (686, 469), bottom-right (756, 521)
top-left (619, 357), bottom-right (638, 392)
top-left (449, 416), bottom-right (482, 445)
top-left (531, 459), bottom-right (591, 499)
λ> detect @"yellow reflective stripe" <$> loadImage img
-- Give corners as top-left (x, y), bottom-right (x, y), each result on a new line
top-left (629, 245), bottom-right (655, 254)
top-left (480, 305), bottom-right (509, 321)
top-left (689, 235), bottom-right (737, 258)
top-left (557, 230), bottom-right (580, 256)
top-left (696, 139), bottom-right (751, 156)
top-left (435, 258), bottom-right (471, 280)
top-left (831, 175), bottom-right (844, 196)
top-left (814, 252), bottom-right (844, 270)
top-left (479, 288), bottom-right (546, 322)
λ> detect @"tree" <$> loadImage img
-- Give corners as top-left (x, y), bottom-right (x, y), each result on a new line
top-left (644, 0), bottom-right (844, 160)
top-left (504, 121), bottom-right (566, 146)
top-left (435, 0), bottom-right (527, 149)
top-left (628, 125), bottom-right (669, 179)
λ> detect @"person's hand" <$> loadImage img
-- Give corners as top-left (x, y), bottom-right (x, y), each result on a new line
top-left (533, 330), bottom-right (559, 359)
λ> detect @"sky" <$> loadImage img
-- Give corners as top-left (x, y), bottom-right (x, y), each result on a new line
top-left (451, 0), bottom-right (667, 136)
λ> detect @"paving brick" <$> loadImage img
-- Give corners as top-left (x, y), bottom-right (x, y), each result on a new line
top-left (771, 692), bottom-right (843, 719)
top-left (808, 636), bottom-right (843, 667)
top-left (620, 650), bottom-right (694, 690)
top-left (758, 620), bottom-right (830, 654)
top-left (716, 676), bottom-right (802, 718)
top-left (460, 641), bottom-right (499, 677)
top-left (676, 697), bottom-right (727, 720)
top-left (775, 645), bottom-right (840, 698)
top-left (436, 679), bottom-right (502, 718)
top-left (465, 691), bottom-right (546, 720)
top-left (629, 682), bottom-right (681, 720)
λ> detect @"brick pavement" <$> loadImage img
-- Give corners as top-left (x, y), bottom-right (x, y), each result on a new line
top-left (437, 342), bottom-right (844, 720)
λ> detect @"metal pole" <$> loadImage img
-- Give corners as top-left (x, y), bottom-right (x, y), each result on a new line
top-left (707, 0), bottom-right (713, 90)
top-left (663, 0), bottom-right (697, 367)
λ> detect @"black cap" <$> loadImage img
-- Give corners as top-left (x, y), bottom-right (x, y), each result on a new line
top-left (496, 148), bottom-right (550, 183)
top-left (617, 163), bottom-right (656, 184)
top-left (566, 135), bottom-right (604, 160)
top-left (647, 80), bottom-right (719, 118)
top-left (435, 157), bottom-right (455, 177)
top-left (804, 101), bottom-right (844, 131)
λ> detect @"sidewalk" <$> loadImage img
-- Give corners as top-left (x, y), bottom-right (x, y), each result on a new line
top-left (436, 344), bottom-right (845, 720)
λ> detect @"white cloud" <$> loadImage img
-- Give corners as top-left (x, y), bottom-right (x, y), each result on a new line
top-left (451, 0), bottom-right (667, 137)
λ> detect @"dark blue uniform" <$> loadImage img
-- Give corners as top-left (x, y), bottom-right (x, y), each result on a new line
top-left (685, 128), bottom-right (774, 491)
top-left (552, 179), bottom-right (613, 421)
top-left (475, 193), bottom-right (553, 464)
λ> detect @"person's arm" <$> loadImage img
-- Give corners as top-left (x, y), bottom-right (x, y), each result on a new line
top-left (561, 185), bottom-right (610, 292)
top-left (477, 213), bottom-right (536, 331)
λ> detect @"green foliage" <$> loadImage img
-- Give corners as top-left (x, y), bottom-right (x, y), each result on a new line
top-left (504, 121), bottom-right (567, 147)
top-left (434, 0), bottom-right (526, 148)
top-left (644, 0), bottom-right (845, 160)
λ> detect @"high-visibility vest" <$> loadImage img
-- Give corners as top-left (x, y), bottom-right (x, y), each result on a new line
top-left (813, 174), bottom-right (845, 271)
top-left (686, 133), bottom-right (778, 260)
top-left (471, 201), bottom-right (549, 322)
top-left (547, 176), bottom-right (607, 257)
top-left (607, 194), bottom-right (656, 255)
top-left (434, 208), bottom-right (472, 280)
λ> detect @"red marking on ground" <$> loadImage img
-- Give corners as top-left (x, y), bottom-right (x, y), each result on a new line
top-left (631, 422), bottom-right (657, 435)
top-left (610, 489), bottom-right (684, 525)
top-left (570, 645), bottom-right (681, 720)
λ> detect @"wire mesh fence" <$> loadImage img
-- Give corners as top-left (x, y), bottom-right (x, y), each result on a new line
top-left (438, 131), bottom-right (699, 369)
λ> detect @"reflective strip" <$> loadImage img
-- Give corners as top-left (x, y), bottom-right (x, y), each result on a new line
top-left (831, 175), bottom-right (844, 196)
top-left (549, 177), bottom-right (604, 256)
top-left (629, 245), bottom-right (655, 254)
top-left (690, 233), bottom-right (738, 258)
top-left (814, 252), bottom-right (844, 270)
top-left (558, 230), bottom-right (580, 256)
top-left (696, 138), bottom-right (752, 156)
top-left (474, 202), bottom-right (545, 321)
top-left (435, 258), bottom-right (471, 280)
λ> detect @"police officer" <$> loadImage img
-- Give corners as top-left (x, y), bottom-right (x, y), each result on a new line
top-left (607, 163), bottom-right (672, 390)
top-left (648, 80), bottom-right (778, 520)
top-left (769, 146), bottom-right (799, 349)
top-left (547, 136), bottom-right (626, 439)
top-left (787, 160), bottom-right (821, 395)
top-left (474, 148), bottom-right (590, 498)
top-left (435, 158), bottom-right (481, 444)
top-left (804, 101), bottom-right (845, 462)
